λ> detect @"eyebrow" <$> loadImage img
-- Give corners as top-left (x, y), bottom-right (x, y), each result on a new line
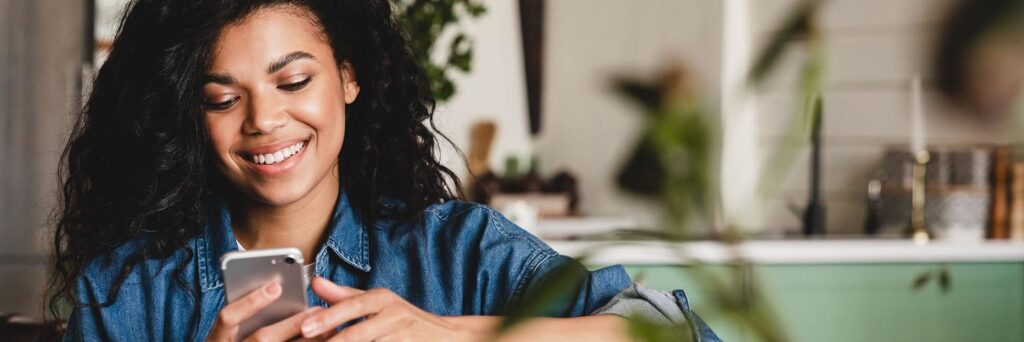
top-left (267, 51), bottom-right (316, 74)
top-left (203, 51), bottom-right (316, 85)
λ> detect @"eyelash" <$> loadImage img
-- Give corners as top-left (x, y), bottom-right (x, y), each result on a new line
top-left (204, 77), bottom-right (312, 111)
top-left (205, 97), bottom-right (239, 111)
top-left (278, 77), bottom-right (312, 92)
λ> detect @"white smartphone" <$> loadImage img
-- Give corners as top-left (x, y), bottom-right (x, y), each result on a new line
top-left (220, 247), bottom-right (308, 340)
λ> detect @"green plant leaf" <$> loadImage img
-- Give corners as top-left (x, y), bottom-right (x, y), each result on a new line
top-left (499, 258), bottom-right (590, 331)
top-left (748, 0), bottom-right (821, 85)
top-left (612, 78), bottom-right (664, 113)
top-left (938, 266), bottom-right (952, 294)
top-left (617, 136), bottom-right (667, 196)
top-left (393, 0), bottom-right (486, 102)
top-left (912, 271), bottom-right (932, 291)
top-left (464, 0), bottom-right (487, 16)
top-left (448, 34), bottom-right (473, 72)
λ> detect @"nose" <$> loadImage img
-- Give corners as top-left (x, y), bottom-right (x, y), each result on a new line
top-left (243, 91), bottom-right (289, 135)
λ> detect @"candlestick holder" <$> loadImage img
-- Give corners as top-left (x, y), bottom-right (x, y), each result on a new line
top-left (911, 150), bottom-right (932, 244)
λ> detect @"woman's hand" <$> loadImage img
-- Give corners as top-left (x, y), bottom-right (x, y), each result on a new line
top-left (300, 277), bottom-right (480, 342)
top-left (205, 282), bottom-right (329, 342)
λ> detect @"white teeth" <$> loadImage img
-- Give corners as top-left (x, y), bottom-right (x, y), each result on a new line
top-left (251, 141), bottom-right (305, 165)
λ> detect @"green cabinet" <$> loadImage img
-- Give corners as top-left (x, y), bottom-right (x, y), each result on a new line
top-left (620, 263), bottom-right (1024, 341)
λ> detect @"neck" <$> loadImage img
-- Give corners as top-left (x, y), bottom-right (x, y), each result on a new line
top-left (231, 165), bottom-right (340, 262)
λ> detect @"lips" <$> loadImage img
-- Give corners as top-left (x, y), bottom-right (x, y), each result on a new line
top-left (242, 136), bottom-right (309, 154)
top-left (237, 136), bottom-right (311, 176)
top-left (250, 140), bottom-right (304, 165)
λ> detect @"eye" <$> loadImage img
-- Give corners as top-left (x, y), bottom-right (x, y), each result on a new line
top-left (278, 77), bottom-right (312, 92)
top-left (204, 97), bottom-right (239, 111)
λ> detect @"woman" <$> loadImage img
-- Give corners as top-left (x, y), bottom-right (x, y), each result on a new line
top-left (51, 0), bottom-right (718, 341)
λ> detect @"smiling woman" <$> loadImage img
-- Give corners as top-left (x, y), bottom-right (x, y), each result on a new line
top-left (202, 8), bottom-right (353, 209)
top-left (50, 0), bottom-right (717, 341)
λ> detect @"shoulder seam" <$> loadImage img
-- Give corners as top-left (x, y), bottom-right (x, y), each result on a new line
top-left (424, 201), bottom-right (489, 221)
top-left (506, 247), bottom-right (559, 311)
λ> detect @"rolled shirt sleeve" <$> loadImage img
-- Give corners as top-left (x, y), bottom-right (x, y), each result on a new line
top-left (593, 283), bottom-right (722, 342)
top-left (513, 250), bottom-right (720, 341)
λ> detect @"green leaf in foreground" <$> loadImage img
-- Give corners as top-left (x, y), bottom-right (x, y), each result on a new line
top-left (499, 259), bottom-right (589, 331)
top-left (747, 0), bottom-right (822, 85)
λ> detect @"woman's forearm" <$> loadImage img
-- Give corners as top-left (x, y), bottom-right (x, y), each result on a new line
top-left (445, 315), bottom-right (633, 342)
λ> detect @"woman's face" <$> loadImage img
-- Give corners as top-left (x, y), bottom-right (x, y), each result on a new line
top-left (204, 6), bottom-right (359, 206)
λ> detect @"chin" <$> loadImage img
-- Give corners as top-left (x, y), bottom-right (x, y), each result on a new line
top-left (247, 182), bottom-right (313, 206)
top-left (230, 176), bottom-right (309, 205)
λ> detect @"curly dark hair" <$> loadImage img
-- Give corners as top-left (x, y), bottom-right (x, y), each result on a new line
top-left (48, 0), bottom-right (463, 322)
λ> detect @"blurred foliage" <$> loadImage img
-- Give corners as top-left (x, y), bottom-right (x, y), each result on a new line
top-left (912, 265), bottom-right (952, 294)
top-left (748, 0), bottom-right (825, 200)
top-left (393, 0), bottom-right (487, 102)
top-left (748, 0), bottom-right (823, 85)
top-left (495, 0), bottom-right (1024, 339)
top-left (499, 258), bottom-right (590, 331)
top-left (614, 66), bottom-right (713, 230)
top-left (499, 1), bottom-right (828, 341)
top-left (758, 40), bottom-right (825, 199)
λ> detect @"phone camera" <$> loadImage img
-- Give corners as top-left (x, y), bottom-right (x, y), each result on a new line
top-left (284, 257), bottom-right (296, 265)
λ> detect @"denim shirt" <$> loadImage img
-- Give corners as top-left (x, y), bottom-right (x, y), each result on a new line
top-left (64, 192), bottom-right (719, 341)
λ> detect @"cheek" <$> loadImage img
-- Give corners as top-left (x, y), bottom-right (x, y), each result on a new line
top-left (294, 86), bottom-right (347, 148)
top-left (205, 114), bottom-right (241, 165)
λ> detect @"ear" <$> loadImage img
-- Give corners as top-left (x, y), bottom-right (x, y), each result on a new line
top-left (340, 62), bottom-right (360, 104)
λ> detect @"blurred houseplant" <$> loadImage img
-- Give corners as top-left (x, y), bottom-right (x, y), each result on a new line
top-left (494, 0), bottom-right (1024, 339)
top-left (499, 0), bottom-right (828, 341)
top-left (393, 0), bottom-right (487, 102)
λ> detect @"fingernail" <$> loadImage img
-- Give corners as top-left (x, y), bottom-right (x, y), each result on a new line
top-left (265, 282), bottom-right (281, 296)
top-left (301, 319), bottom-right (319, 336)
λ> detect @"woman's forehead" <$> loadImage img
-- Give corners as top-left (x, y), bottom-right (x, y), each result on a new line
top-left (209, 5), bottom-right (332, 72)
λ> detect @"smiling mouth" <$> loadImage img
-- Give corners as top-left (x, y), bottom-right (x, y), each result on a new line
top-left (245, 139), bottom-right (309, 165)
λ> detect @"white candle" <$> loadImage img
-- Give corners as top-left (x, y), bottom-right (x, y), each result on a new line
top-left (910, 75), bottom-right (926, 154)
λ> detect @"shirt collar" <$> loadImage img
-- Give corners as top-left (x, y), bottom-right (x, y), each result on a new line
top-left (197, 190), bottom-right (372, 293)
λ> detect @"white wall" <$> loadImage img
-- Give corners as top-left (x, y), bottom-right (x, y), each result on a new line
top-left (751, 0), bottom-right (1008, 234)
top-left (444, 0), bottom-right (1007, 236)
top-left (533, 0), bottom-right (724, 226)
top-left (436, 0), bottom-right (727, 230)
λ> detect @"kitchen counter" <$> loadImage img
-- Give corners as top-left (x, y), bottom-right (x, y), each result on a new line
top-left (538, 221), bottom-right (1024, 341)
top-left (544, 239), bottom-right (1024, 265)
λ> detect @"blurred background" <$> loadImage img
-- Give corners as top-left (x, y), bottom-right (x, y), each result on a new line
top-left (2, 0), bottom-right (1023, 341)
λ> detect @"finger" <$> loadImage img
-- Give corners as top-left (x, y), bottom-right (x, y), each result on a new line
top-left (242, 306), bottom-right (323, 342)
top-left (205, 324), bottom-right (239, 342)
top-left (311, 277), bottom-right (364, 304)
top-left (327, 307), bottom-right (407, 342)
top-left (212, 282), bottom-right (282, 338)
top-left (301, 289), bottom-right (394, 338)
